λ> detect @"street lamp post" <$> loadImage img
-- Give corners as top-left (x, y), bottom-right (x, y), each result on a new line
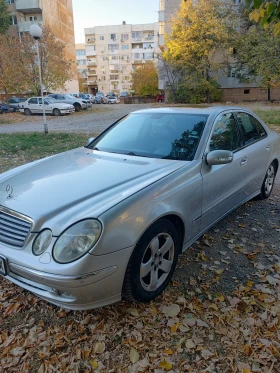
top-left (29, 24), bottom-right (48, 135)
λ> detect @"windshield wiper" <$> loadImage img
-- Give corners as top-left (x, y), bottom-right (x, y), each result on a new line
top-left (92, 147), bottom-right (100, 151)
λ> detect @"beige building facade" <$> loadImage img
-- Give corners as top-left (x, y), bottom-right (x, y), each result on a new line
top-left (84, 22), bottom-right (159, 95)
top-left (75, 43), bottom-right (87, 92)
top-left (5, 0), bottom-right (78, 93)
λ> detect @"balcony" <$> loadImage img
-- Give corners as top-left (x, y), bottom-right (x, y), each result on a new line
top-left (87, 60), bottom-right (97, 66)
top-left (18, 20), bottom-right (42, 32)
top-left (87, 80), bottom-right (98, 85)
top-left (15, 0), bottom-right (42, 13)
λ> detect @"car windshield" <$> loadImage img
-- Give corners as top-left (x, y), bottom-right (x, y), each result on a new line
top-left (45, 98), bottom-right (57, 104)
top-left (88, 112), bottom-right (208, 161)
top-left (63, 94), bottom-right (75, 99)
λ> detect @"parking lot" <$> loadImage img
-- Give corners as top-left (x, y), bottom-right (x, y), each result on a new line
top-left (0, 103), bottom-right (153, 135)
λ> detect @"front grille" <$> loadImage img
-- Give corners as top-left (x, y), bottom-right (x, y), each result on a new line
top-left (0, 207), bottom-right (32, 247)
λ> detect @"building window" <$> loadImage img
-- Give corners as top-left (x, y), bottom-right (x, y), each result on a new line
top-left (121, 34), bottom-right (129, 41)
top-left (132, 32), bottom-right (141, 40)
top-left (99, 36), bottom-right (104, 40)
top-left (5, 0), bottom-right (15, 3)
top-left (110, 34), bottom-right (117, 41)
top-left (10, 16), bottom-right (17, 25)
top-left (87, 37), bottom-right (95, 43)
top-left (76, 49), bottom-right (86, 56)
top-left (77, 60), bottom-right (86, 65)
top-left (143, 43), bottom-right (154, 49)
top-left (244, 89), bottom-right (250, 94)
top-left (108, 44), bottom-right (119, 51)
top-left (144, 52), bottom-right (154, 59)
top-left (29, 16), bottom-right (37, 21)
top-left (121, 44), bottom-right (129, 50)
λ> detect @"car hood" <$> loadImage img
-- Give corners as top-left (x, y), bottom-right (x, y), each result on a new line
top-left (0, 147), bottom-right (185, 233)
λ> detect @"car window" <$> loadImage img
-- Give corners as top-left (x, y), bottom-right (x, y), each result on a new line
top-left (56, 95), bottom-right (64, 99)
top-left (29, 98), bottom-right (38, 104)
top-left (210, 112), bottom-right (241, 152)
top-left (88, 113), bottom-right (208, 161)
top-left (236, 112), bottom-right (267, 144)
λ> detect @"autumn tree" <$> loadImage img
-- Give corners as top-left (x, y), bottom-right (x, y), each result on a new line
top-left (163, 0), bottom-right (237, 103)
top-left (131, 62), bottom-right (159, 96)
top-left (78, 71), bottom-right (87, 93)
top-left (0, 35), bottom-right (28, 102)
top-left (248, 0), bottom-right (280, 34)
top-left (235, 22), bottom-right (280, 100)
top-left (21, 27), bottom-right (73, 95)
top-left (0, 0), bottom-right (11, 35)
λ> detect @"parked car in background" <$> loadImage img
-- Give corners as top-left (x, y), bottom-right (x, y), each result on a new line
top-left (156, 94), bottom-right (164, 103)
top-left (19, 97), bottom-right (75, 116)
top-left (103, 95), bottom-right (118, 104)
top-left (105, 92), bottom-right (117, 97)
top-left (120, 91), bottom-right (129, 97)
top-left (8, 97), bottom-right (27, 112)
top-left (48, 94), bottom-right (87, 112)
top-left (94, 96), bottom-right (103, 104)
top-left (80, 93), bottom-right (92, 107)
top-left (0, 106), bottom-right (279, 310)
top-left (0, 101), bottom-right (9, 113)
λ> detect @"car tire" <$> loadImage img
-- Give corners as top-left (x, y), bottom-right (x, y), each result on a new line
top-left (24, 108), bottom-right (32, 116)
top-left (53, 108), bottom-right (61, 116)
top-left (74, 103), bottom-right (81, 112)
top-left (257, 162), bottom-right (276, 200)
top-left (123, 219), bottom-right (179, 303)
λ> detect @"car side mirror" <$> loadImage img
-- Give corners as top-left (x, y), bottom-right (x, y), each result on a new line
top-left (206, 150), bottom-right (233, 166)
top-left (85, 137), bottom-right (95, 147)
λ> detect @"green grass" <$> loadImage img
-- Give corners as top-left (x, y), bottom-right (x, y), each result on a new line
top-left (0, 132), bottom-right (90, 174)
top-left (253, 109), bottom-right (280, 126)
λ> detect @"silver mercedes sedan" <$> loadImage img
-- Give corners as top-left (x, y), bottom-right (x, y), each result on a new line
top-left (0, 107), bottom-right (279, 310)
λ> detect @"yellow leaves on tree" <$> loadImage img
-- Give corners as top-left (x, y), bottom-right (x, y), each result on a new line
top-left (0, 35), bottom-right (27, 101)
top-left (131, 62), bottom-right (159, 96)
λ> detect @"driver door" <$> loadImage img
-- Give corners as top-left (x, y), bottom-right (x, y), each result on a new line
top-left (200, 111), bottom-right (249, 230)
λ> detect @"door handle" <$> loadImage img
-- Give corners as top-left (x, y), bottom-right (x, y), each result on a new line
top-left (266, 146), bottom-right (271, 152)
top-left (240, 157), bottom-right (247, 166)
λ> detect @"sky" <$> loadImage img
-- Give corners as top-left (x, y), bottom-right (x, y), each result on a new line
top-left (72, 0), bottom-right (160, 43)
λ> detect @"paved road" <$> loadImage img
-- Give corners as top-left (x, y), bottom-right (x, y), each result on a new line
top-left (0, 104), bottom-right (153, 135)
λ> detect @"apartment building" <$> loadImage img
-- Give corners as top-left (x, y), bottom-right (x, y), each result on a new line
top-left (75, 43), bottom-right (87, 91)
top-left (84, 22), bottom-right (159, 95)
top-left (5, 0), bottom-right (78, 93)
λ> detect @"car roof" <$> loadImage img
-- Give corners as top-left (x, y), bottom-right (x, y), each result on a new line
top-left (131, 106), bottom-right (249, 115)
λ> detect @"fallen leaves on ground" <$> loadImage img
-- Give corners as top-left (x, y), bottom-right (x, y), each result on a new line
top-left (1, 247), bottom-right (280, 373)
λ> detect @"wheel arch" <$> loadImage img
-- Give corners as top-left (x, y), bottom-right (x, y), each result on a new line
top-left (159, 214), bottom-right (185, 253)
top-left (272, 158), bottom-right (279, 174)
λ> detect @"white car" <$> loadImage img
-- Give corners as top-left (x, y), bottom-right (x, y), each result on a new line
top-left (103, 96), bottom-right (118, 104)
top-left (19, 97), bottom-right (75, 116)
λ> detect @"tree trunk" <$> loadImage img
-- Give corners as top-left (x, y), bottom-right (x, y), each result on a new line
top-left (4, 87), bottom-right (8, 104)
top-left (206, 68), bottom-right (210, 104)
top-left (268, 87), bottom-right (271, 101)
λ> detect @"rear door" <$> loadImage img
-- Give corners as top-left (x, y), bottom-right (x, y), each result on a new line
top-left (234, 111), bottom-right (271, 194)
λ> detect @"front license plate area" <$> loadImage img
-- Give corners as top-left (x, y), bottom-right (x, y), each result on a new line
top-left (0, 255), bottom-right (7, 276)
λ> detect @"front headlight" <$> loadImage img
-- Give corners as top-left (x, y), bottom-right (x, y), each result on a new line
top-left (53, 219), bottom-right (102, 263)
top-left (33, 229), bottom-right (53, 256)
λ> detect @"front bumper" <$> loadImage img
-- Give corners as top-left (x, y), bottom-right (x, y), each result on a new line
top-left (0, 246), bottom-right (134, 310)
